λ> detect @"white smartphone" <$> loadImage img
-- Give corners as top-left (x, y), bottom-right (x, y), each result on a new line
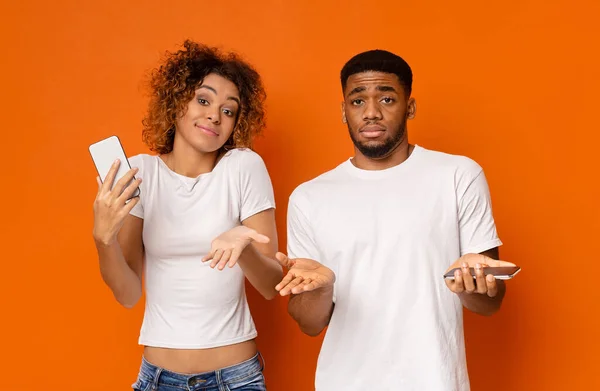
top-left (89, 135), bottom-right (140, 199)
top-left (443, 266), bottom-right (521, 281)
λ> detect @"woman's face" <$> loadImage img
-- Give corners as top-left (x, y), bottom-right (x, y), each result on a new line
top-left (175, 73), bottom-right (241, 154)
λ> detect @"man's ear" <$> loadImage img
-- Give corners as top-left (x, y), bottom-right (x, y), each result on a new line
top-left (407, 97), bottom-right (416, 120)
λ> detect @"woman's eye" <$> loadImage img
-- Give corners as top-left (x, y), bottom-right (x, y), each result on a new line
top-left (197, 98), bottom-right (209, 105)
top-left (223, 109), bottom-right (235, 117)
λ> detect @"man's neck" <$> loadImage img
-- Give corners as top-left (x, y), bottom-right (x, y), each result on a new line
top-left (351, 141), bottom-right (414, 171)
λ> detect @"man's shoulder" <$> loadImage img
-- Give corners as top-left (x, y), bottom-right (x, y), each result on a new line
top-left (289, 161), bottom-right (349, 204)
top-left (417, 145), bottom-right (483, 177)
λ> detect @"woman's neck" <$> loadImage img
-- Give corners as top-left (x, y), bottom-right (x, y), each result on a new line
top-left (161, 137), bottom-right (221, 178)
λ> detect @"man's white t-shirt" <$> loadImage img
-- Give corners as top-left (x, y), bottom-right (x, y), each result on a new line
top-left (287, 145), bottom-right (502, 391)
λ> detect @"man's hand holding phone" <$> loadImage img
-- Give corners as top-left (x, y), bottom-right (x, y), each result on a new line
top-left (444, 253), bottom-right (517, 298)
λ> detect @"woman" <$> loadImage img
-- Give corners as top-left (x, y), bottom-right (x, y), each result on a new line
top-left (92, 40), bottom-right (282, 391)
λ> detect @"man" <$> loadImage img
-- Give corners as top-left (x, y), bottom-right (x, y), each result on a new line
top-left (274, 49), bottom-right (515, 390)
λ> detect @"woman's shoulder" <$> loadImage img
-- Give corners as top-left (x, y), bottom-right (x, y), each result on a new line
top-left (127, 153), bottom-right (158, 175)
top-left (223, 147), bottom-right (263, 160)
top-left (221, 148), bottom-right (267, 172)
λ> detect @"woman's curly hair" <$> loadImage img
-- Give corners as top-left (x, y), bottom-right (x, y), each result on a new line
top-left (142, 40), bottom-right (266, 154)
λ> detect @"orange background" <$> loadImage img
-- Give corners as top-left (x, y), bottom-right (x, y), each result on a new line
top-left (1, 1), bottom-right (599, 390)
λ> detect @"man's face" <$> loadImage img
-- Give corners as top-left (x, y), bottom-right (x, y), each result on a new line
top-left (342, 71), bottom-right (415, 159)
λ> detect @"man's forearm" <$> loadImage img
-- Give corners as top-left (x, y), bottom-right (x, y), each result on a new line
top-left (288, 287), bottom-right (335, 336)
top-left (459, 280), bottom-right (506, 316)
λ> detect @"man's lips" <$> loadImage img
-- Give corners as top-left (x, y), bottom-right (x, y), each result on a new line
top-left (360, 125), bottom-right (386, 138)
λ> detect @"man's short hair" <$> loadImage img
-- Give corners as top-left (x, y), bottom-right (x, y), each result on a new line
top-left (341, 49), bottom-right (413, 96)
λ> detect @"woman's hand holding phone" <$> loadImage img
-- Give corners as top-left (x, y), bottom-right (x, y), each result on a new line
top-left (93, 159), bottom-right (142, 246)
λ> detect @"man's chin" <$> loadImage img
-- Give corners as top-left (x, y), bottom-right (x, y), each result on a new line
top-left (349, 124), bottom-right (406, 159)
top-left (357, 146), bottom-right (392, 159)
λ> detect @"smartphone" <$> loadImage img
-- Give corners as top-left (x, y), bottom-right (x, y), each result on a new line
top-left (89, 135), bottom-right (140, 199)
top-left (443, 266), bottom-right (521, 280)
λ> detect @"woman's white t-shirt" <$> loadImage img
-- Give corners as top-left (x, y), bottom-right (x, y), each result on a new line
top-left (128, 148), bottom-right (275, 349)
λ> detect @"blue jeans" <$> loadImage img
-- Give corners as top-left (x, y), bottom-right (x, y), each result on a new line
top-left (131, 353), bottom-right (266, 391)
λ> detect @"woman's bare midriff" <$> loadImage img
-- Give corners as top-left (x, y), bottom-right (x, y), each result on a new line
top-left (143, 339), bottom-right (257, 374)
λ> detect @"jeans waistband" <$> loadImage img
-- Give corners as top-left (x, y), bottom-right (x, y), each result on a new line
top-left (138, 352), bottom-right (264, 389)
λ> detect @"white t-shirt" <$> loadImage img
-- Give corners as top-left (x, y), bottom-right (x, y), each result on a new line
top-left (287, 145), bottom-right (502, 391)
top-left (128, 148), bottom-right (275, 349)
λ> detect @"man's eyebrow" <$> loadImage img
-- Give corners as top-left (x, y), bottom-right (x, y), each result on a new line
top-left (347, 85), bottom-right (398, 97)
top-left (376, 85), bottom-right (397, 92)
top-left (347, 86), bottom-right (366, 97)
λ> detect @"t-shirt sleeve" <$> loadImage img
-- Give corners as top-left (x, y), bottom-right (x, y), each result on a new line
top-left (239, 150), bottom-right (276, 222)
top-left (128, 155), bottom-right (144, 219)
top-left (457, 159), bottom-right (503, 255)
top-left (287, 188), bottom-right (337, 302)
top-left (287, 189), bottom-right (321, 261)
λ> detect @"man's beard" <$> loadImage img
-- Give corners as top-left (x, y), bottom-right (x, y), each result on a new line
top-left (348, 118), bottom-right (407, 159)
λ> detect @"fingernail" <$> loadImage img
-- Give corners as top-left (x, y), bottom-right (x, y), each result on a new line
top-left (462, 262), bottom-right (468, 268)
top-left (114, 159), bottom-right (120, 164)
top-left (475, 263), bottom-right (481, 269)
